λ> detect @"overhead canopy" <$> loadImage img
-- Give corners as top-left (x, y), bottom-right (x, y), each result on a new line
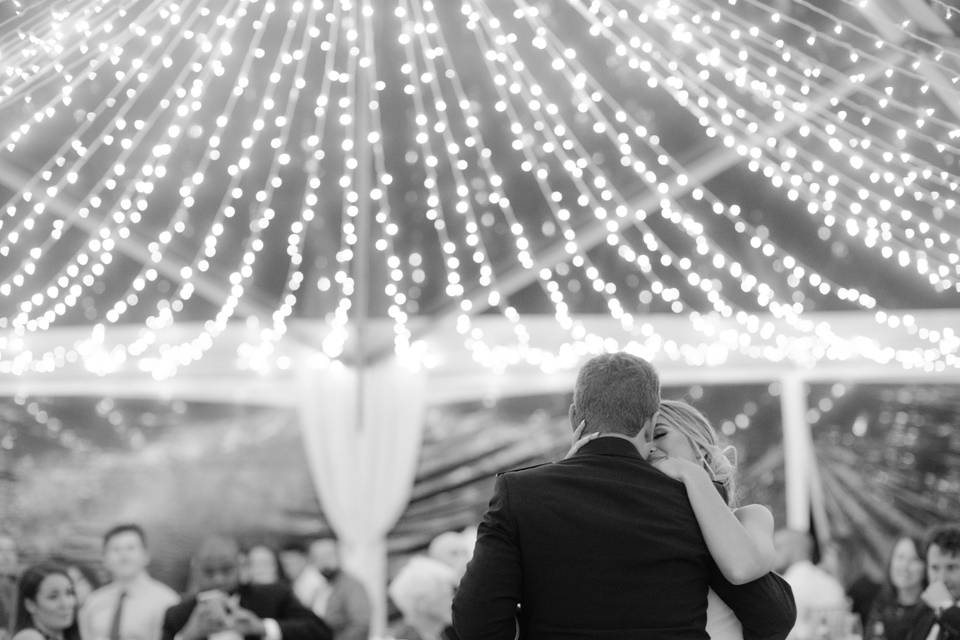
top-left (0, 0), bottom-right (957, 384)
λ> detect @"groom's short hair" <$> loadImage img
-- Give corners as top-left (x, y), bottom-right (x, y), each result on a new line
top-left (571, 352), bottom-right (660, 436)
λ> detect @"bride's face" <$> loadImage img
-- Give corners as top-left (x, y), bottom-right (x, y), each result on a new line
top-left (649, 420), bottom-right (699, 463)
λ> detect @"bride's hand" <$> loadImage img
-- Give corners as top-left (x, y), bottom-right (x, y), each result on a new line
top-left (564, 420), bottom-right (600, 459)
top-left (649, 454), bottom-right (704, 483)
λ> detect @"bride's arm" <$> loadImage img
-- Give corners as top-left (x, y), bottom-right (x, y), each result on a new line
top-left (652, 457), bottom-right (775, 585)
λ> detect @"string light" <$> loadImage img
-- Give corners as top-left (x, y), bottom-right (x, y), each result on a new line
top-left (241, 0), bottom-right (339, 371)
top-left (572, 2), bottom-right (956, 282)
top-left (0, 0), bottom-right (254, 337)
top-left (665, 4), bottom-right (960, 263)
top-left (685, 1), bottom-right (960, 169)
top-left (608, 4), bottom-right (960, 358)
top-left (405, 0), bottom-right (573, 360)
top-left (484, 1), bottom-right (958, 368)
top-left (505, 1), bottom-right (960, 368)
top-left (0, 0), bottom-right (957, 379)
top-left (812, 0), bottom-right (960, 69)
top-left (0, 0), bottom-right (126, 114)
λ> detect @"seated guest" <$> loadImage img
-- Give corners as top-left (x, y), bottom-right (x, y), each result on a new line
top-left (388, 556), bottom-right (459, 640)
top-left (161, 536), bottom-right (331, 640)
top-left (775, 528), bottom-right (848, 638)
top-left (10, 562), bottom-right (81, 640)
top-left (819, 536), bottom-right (882, 629)
top-left (0, 533), bottom-right (19, 640)
top-left (277, 542), bottom-right (323, 611)
top-left (865, 535), bottom-right (927, 640)
top-left (308, 537), bottom-right (370, 640)
top-left (50, 557), bottom-right (101, 608)
top-left (426, 529), bottom-right (475, 583)
top-left (908, 524), bottom-right (960, 640)
top-left (80, 523), bottom-right (179, 640)
top-left (244, 545), bottom-right (284, 586)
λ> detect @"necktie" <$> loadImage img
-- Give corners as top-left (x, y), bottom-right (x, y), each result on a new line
top-left (108, 590), bottom-right (126, 640)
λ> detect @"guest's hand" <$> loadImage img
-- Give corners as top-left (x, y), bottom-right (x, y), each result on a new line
top-left (231, 607), bottom-right (267, 637)
top-left (922, 580), bottom-right (956, 610)
top-left (181, 597), bottom-right (230, 640)
top-left (564, 420), bottom-right (600, 458)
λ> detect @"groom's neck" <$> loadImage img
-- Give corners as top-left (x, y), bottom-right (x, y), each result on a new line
top-left (594, 432), bottom-right (644, 452)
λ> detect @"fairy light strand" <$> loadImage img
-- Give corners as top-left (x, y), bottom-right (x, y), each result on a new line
top-left (671, 2), bottom-right (960, 251)
top-left (577, 1), bottom-right (960, 289)
top-left (0, 0), bottom-right (216, 301)
top-left (0, 0), bottom-right (247, 332)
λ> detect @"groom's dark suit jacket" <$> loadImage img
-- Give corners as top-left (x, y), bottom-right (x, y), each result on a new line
top-left (453, 437), bottom-right (796, 640)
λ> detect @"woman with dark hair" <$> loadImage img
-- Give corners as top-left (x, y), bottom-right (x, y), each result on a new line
top-left (864, 536), bottom-right (928, 640)
top-left (11, 563), bottom-right (80, 640)
top-left (243, 544), bottom-right (286, 586)
top-left (48, 557), bottom-right (101, 609)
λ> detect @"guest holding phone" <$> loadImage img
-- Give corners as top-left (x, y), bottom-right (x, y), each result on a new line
top-left (161, 536), bottom-right (332, 640)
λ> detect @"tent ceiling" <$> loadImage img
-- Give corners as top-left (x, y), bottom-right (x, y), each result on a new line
top-left (0, 0), bottom-right (958, 378)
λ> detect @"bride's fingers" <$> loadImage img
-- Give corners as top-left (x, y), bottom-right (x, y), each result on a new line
top-left (564, 430), bottom-right (600, 458)
top-left (580, 432), bottom-right (600, 446)
top-left (572, 419), bottom-right (587, 439)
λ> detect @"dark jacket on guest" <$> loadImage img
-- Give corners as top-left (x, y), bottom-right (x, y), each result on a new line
top-left (906, 604), bottom-right (960, 640)
top-left (319, 570), bottom-right (371, 640)
top-left (162, 582), bottom-right (332, 640)
top-left (864, 592), bottom-right (926, 640)
top-left (452, 437), bottom-right (797, 640)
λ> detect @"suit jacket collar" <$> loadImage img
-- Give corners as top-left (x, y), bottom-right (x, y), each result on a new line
top-left (570, 434), bottom-right (645, 460)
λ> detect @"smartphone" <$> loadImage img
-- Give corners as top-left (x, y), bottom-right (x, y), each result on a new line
top-left (197, 590), bottom-right (226, 602)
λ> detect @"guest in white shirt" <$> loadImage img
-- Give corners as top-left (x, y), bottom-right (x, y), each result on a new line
top-left (775, 528), bottom-right (848, 639)
top-left (243, 545), bottom-right (283, 586)
top-left (307, 538), bottom-right (370, 640)
top-left (160, 536), bottom-right (330, 640)
top-left (277, 542), bottom-right (323, 612)
top-left (427, 529), bottom-right (476, 583)
top-left (79, 524), bottom-right (180, 640)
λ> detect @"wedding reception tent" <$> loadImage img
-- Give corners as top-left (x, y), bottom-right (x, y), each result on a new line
top-left (2, 0), bottom-right (960, 633)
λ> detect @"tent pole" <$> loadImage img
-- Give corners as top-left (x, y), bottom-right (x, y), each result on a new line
top-left (781, 372), bottom-right (812, 531)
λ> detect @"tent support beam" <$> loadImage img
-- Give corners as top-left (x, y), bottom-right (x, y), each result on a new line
top-left (781, 373), bottom-right (812, 531)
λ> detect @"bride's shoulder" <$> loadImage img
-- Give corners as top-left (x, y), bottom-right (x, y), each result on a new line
top-left (12, 630), bottom-right (46, 640)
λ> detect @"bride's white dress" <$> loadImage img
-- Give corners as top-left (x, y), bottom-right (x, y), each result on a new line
top-left (707, 587), bottom-right (744, 640)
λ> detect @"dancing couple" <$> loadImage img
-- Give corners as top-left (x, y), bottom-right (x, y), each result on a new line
top-left (453, 352), bottom-right (796, 640)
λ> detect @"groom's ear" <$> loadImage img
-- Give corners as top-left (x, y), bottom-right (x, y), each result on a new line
top-left (641, 414), bottom-right (654, 434)
top-left (630, 414), bottom-right (656, 453)
top-left (568, 403), bottom-right (579, 431)
top-left (623, 425), bottom-right (651, 459)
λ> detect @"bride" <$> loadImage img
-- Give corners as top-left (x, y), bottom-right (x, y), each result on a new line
top-left (569, 399), bottom-right (777, 640)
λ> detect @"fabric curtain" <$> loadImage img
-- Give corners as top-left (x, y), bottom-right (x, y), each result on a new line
top-left (297, 360), bottom-right (426, 638)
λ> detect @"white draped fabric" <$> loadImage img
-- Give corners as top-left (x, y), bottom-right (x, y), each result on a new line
top-left (297, 360), bottom-right (426, 638)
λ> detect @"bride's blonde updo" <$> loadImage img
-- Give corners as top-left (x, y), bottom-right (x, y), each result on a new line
top-left (654, 399), bottom-right (739, 506)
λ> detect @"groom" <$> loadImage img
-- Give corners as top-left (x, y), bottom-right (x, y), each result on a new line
top-left (452, 352), bottom-right (796, 640)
